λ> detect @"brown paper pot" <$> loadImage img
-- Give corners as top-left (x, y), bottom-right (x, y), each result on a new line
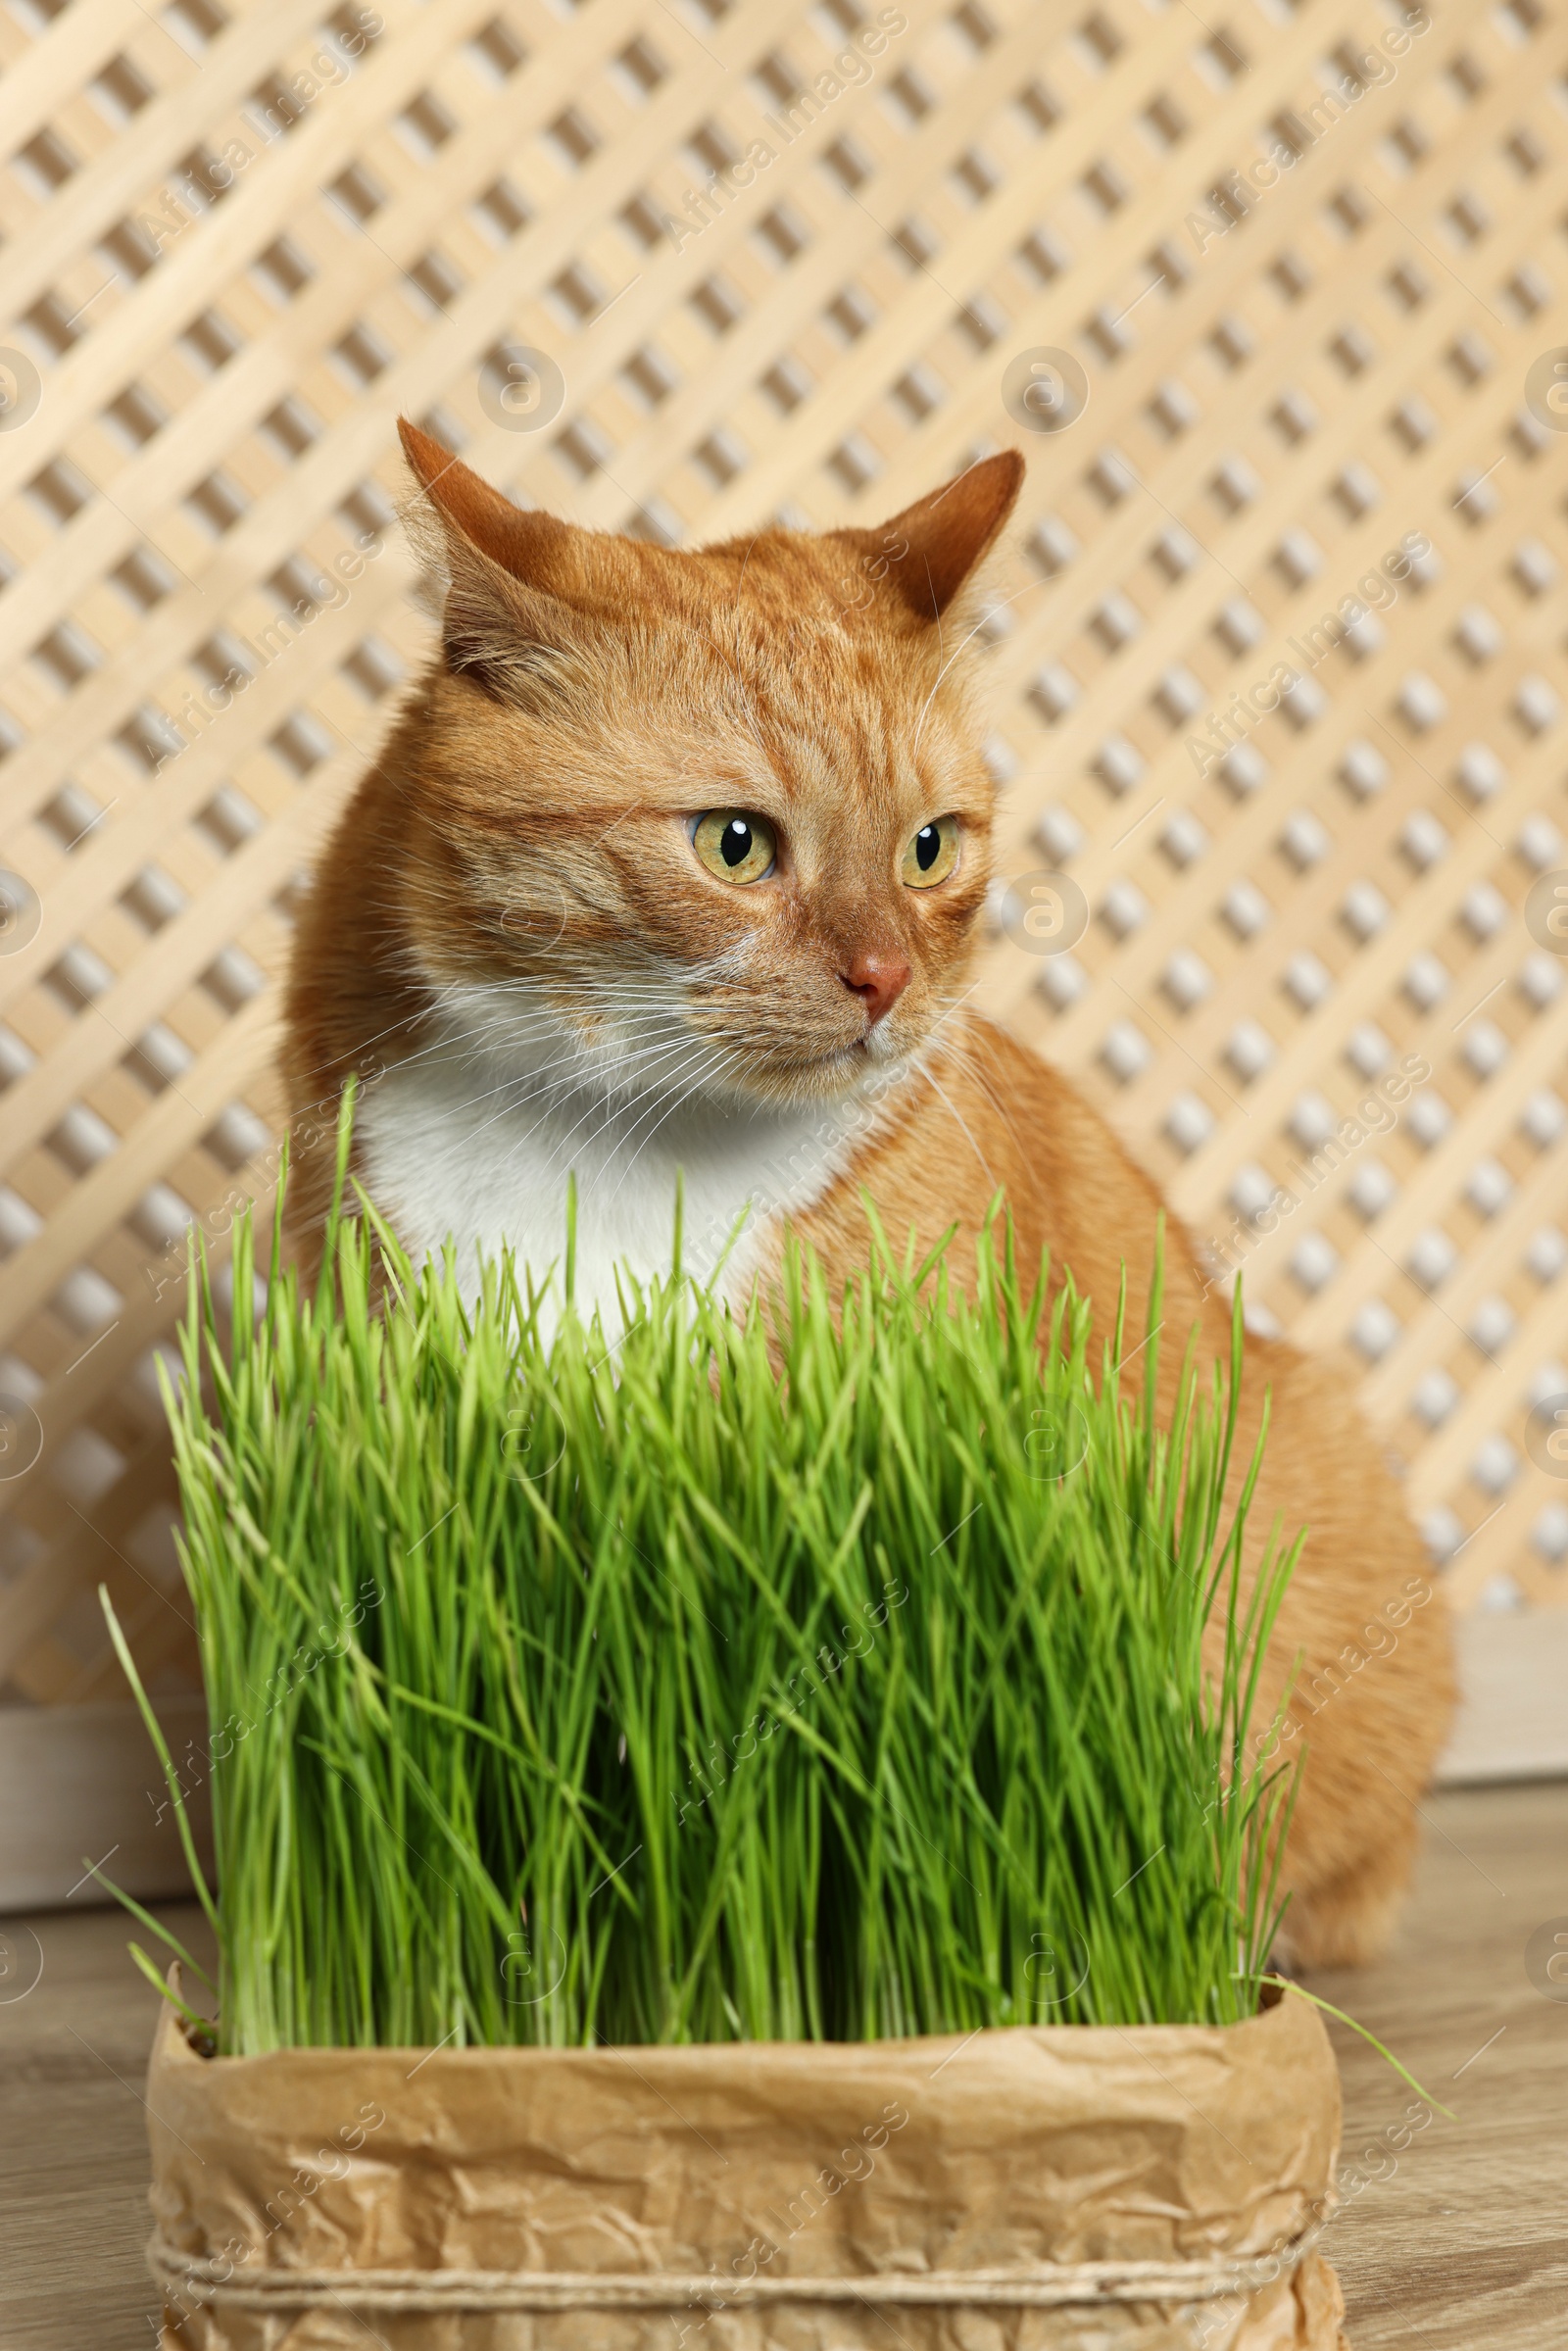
top-left (146, 1988), bottom-right (1350, 2351)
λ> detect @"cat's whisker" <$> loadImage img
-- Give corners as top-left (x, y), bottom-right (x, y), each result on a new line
top-left (585, 1049), bottom-right (739, 1183)
top-left (600, 1049), bottom-right (747, 1210)
top-left (510, 1060), bottom-right (719, 1204)
top-left (284, 984), bottom-right (468, 1099)
top-left (942, 1051), bottom-right (1030, 1166)
top-left (436, 1026), bottom-right (708, 1151)
top-left (911, 579), bottom-right (1048, 758)
top-left (916, 1062), bottom-right (999, 1189)
top-left (489, 1031), bottom-right (714, 1177)
top-left (575, 1032), bottom-right (741, 1143)
top-left (366, 990), bottom-right (698, 1102)
top-left (530, 1041), bottom-right (710, 1155)
top-left (925, 1016), bottom-right (1033, 1164)
top-left (284, 969), bottom-right (696, 1111)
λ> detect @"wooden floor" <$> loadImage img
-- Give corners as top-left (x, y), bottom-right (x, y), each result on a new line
top-left (1, 1783), bottom-right (1563, 2348)
top-left (1308, 1781), bottom-right (1568, 2350)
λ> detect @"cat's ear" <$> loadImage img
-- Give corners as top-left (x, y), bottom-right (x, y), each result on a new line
top-left (837, 450), bottom-right (1024, 624)
top-left (399, 418), bottom-right (578, 588)
top-left (397, 417), bottom-right (590, 704)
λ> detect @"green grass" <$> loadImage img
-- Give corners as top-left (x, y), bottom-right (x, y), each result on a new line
top-left (110, 1113), bottom-right (1301, 2055)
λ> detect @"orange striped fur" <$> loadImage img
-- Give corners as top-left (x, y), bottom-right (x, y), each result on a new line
top-left (283, 423), bottom-right (1454, 1967)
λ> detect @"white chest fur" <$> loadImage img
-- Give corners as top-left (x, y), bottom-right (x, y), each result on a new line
top-left (356, 1011), bottom-right (876, 1332)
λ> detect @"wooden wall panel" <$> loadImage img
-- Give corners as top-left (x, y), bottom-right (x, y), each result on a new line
top-left (1, 0), bottom-right (1566, 1720)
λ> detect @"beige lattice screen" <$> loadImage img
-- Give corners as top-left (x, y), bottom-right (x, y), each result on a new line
top-left (2, 0), bottom-right (1567, 1733)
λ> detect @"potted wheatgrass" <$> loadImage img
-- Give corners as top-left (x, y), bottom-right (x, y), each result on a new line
top-left (108, 1131), bottom-right (1359, 2350)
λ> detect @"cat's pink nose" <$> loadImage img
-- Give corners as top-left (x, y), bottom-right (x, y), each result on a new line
top-left (841, 954), bottom-right (910, 1026)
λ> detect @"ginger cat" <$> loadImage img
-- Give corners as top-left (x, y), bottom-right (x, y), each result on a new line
top-left (283, 420), bottom-right (1454, 1969)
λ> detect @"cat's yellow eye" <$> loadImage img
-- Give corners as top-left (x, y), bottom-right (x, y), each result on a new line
top-left (692, 810), bottom-right (777, 886)
top-left (903, 816), bottom-right (959, 890)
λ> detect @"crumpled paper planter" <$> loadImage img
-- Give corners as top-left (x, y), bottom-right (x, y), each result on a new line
top-left (146, 1987), bottom-right (1350, 2350)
